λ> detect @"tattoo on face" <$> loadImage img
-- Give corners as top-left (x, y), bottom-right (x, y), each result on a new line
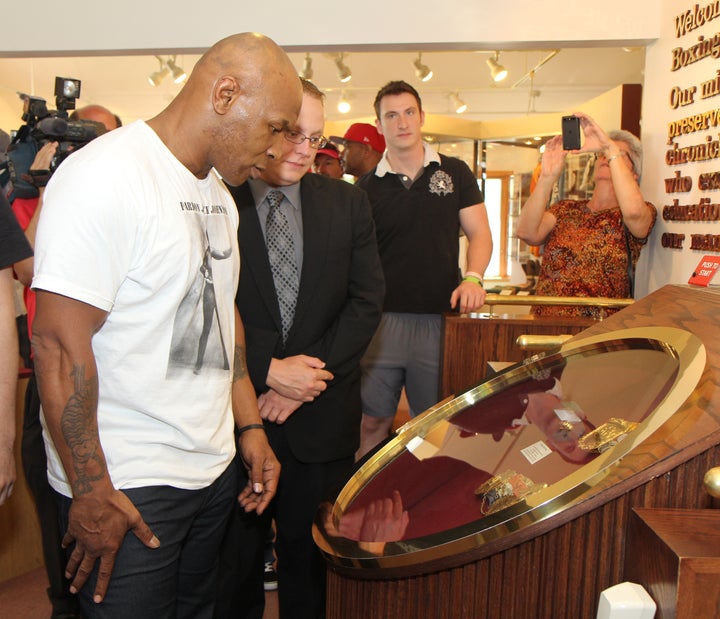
top-left (233, 346), bottom-right (248, 382)
top-left (61, 365), bottom-right (105, 496)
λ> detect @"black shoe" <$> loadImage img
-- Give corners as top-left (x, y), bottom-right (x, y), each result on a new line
top-left (263, 561), bottom-right (278, 591)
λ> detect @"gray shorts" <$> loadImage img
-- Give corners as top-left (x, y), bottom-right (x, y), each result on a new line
top-left (360, 312), bottom-right (442, 418)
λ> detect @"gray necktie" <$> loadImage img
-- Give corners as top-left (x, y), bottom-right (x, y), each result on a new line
top-left (265, 190), bottom-right (299, 342)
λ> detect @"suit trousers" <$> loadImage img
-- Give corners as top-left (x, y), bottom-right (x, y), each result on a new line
top-left (216, 425), bottom-right (354, 619)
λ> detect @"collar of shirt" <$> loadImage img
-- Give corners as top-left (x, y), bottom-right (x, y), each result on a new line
top-left (248, 178), bottom-right (302, 211)
top-left (374, 142), bottom-right (441, 178)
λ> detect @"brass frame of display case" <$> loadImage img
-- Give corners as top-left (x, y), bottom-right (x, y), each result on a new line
top-left (313, 326), bottom-right (705, 577)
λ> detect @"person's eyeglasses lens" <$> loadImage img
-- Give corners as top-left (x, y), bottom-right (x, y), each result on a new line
top-left (284, 130), bottom-right (327, 149)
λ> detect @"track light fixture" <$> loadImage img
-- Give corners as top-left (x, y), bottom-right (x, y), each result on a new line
top-left (300, 53), bottom-right (314, 80)
top-left (337, 92), bottom-right (351, 114)
top-left (450, 92), bottom-right (467, 114)
top-left (166, 56), bottom-right (187, 84)
top-left (334, 53), bottom-right (352, 83)
top-left (413, 53), bottom-right (433, 82)
top-left (486, 51), bottom-right (508, 82)
top-left (148, 55), bottom-right (187, 87)
top-left (148, 56), bottom-right (170, 87)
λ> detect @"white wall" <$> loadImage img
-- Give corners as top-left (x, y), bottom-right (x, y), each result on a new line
top-left (1, 1), bottom-right (659, 54)
top-left (636, 0), bottom-right (720, 296)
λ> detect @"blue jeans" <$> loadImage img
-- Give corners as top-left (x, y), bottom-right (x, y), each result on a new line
top-left (57, 462), bottom-right (237, 619)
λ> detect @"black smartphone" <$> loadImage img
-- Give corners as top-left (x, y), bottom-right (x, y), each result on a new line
top-left (561, 115), bottom-right (581, 151)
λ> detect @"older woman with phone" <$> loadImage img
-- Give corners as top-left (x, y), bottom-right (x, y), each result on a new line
top-left (516, 112), bottom-right (656, 318)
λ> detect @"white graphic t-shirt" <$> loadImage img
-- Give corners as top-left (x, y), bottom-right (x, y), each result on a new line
top-left (33, 120), bottom-right (239, 496)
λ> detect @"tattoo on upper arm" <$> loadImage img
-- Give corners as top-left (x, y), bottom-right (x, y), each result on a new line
top-left (61, 365), bottom-right (105, 496)
top-left (233, 345), bottom-right (248, 382)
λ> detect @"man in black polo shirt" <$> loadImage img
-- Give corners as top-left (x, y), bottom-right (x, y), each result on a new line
top-left (356, 80), bottom-right (493, 458)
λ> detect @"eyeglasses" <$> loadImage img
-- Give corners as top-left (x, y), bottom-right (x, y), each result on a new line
top-left (595, 150), bottom-right (636, 174)
top-left (597, 151), bottom-right (628, 161)
top-left (284, 130), bottom-right (327, 149)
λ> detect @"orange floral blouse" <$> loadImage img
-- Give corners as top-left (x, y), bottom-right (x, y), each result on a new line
top-left (533, 199), bottom-right (657, 319)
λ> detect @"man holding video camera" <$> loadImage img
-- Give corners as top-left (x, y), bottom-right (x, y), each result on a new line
top-left (30, 33), bottom-right (302, 618)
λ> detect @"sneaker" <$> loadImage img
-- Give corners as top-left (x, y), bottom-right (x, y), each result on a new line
top-left (263, 561), bottom-right (278, 591)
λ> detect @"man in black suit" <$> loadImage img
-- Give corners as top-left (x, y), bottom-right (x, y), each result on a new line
top-left (216, 79), bottom-right (384, 619)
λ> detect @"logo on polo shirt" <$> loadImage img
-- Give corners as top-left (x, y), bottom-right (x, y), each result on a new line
top-left (428, 170), bottom-right (454, 196)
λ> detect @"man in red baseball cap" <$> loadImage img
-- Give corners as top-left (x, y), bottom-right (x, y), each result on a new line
top-left (313, 142), bottom-right (345, 179)
top-left (330, 123), bottom-right (385, 178)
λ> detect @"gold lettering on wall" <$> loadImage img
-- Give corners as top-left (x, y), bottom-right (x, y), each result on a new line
top-left (663, 197), bottom-right (720, 220)
top-left (690, 233), bottom-right (720, 249)
top-left (670, 84), bottom-right (698, 108)
top-left (701, 69), bottom-right (720, 98)
top-left (665, 170), bottom-right (694, 193)
top-left (698, 170), bottom-right (720, 188)
top-left (665, 133), bottom-right (720, 164)
top-left (670, 32), bottom-right (720, 70)
top-left (658, 4), bottom-right (720, 252)
top-left (675, 2), bottom-right (720, 38)
top-left (666, 107), bottom-right (720, 143)
top-left (661, 232), bottom-right (687, 248)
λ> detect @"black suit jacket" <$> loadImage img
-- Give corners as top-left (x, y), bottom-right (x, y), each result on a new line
top-left (229, 173), bottom-right (384, 463)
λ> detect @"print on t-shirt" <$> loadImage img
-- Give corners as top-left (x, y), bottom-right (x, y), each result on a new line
top-left (167, 210), bottom-right (233, 377)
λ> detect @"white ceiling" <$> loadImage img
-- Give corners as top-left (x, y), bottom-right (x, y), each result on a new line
top-left (0, 46), bottom-right (645, 135)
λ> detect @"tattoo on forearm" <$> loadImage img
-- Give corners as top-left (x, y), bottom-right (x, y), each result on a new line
top-left (233, 346), bottom-right (248, 382)
top-left (61, 365), bottom-right (105, 496)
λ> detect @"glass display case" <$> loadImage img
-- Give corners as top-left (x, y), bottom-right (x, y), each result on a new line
top-left (314, 326), bottom-right (705, 574)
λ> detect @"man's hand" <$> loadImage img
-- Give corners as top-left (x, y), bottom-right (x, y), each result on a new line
top-left (31, 141), bottom-right (59, 171)
top-left (237, 429), bottom-right (281, 515)
top-left (450, 279), bottom-right (487, 314)
top-left (63, 488), bottom-right (159, 604)
top-left (266, 355), bottom-right (333, 401)
top-left (258, 389), bottom-right (303, 424)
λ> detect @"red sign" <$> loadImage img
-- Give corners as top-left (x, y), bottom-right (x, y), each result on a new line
top-left (688, 255), bottom-right (720, 286)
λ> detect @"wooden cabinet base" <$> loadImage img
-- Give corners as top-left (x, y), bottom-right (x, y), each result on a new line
top-left (625, 508), bottom-right (720, 619)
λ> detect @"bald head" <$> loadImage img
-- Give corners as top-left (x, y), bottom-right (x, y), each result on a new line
top-left (71, 105), bottom-right (120, 132)
top-left (192, 32), bottom-right (285, 82)
top-left (149, 32), bottom-right (303, 185)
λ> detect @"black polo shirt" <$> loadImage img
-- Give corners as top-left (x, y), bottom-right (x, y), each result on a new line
top-left (357, 153), bottom-right (482, 314)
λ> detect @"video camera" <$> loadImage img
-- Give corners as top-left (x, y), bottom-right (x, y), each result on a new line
top-left (4, 77), bottom-right (106, 200)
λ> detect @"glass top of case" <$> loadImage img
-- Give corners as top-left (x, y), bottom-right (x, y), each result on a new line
top-left (313, 327), bottom-right (706, 572)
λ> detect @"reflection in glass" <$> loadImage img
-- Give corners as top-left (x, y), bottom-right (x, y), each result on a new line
top-left (322, 334), bottom-right (692, 554)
